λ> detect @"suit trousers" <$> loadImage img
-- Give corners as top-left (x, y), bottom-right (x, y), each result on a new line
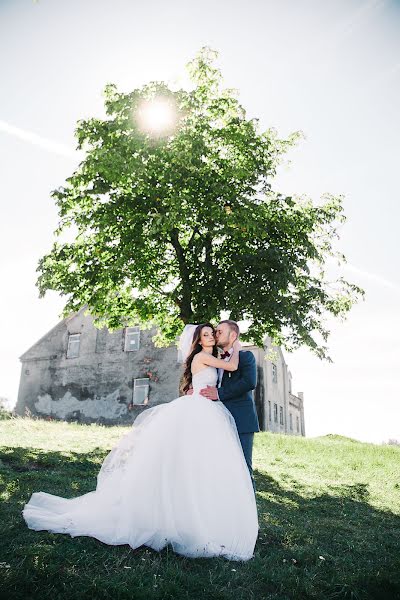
top-left (238, 432), bottom-right (256, 494)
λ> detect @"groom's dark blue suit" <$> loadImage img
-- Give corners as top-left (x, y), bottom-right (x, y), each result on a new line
top-left (218, 351), bottom-right (260, 492)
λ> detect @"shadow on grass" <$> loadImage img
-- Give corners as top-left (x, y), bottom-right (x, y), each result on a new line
top-left (254, 468), bottom-right (400, 599)
top-left (0, 446), bottom-right (399, 600)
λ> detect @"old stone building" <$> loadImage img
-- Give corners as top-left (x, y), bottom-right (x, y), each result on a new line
top-left (248, 344), bottom-right (306, 436)
top-left (16, 307), bottom-right (305, 436)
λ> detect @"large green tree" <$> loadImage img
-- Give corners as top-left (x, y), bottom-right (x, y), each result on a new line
top-left (37, 47), bottom-right (364, 361)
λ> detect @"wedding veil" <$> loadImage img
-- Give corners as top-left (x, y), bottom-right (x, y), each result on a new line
top-left (177, 324), bottom-right (198, 363)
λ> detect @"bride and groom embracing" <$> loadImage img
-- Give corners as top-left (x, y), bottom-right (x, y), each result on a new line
top-left (22, 320), bottom-right (260, 561)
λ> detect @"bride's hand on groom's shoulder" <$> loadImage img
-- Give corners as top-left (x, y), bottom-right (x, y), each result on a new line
top-left (186, 387), bottom-right (194, 396)
top-left (233, 340), bottom-right (242, 352)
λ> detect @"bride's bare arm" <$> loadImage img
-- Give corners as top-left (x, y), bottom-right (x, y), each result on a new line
top-left (195, 341), bottom-right (241, 371)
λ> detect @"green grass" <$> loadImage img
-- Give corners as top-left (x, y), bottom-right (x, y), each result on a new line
top-left (1, 418), bottom-right (399, 600)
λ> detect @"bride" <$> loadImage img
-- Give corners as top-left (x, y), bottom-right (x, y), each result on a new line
top-left (22, 323), bottom-right (259, 561)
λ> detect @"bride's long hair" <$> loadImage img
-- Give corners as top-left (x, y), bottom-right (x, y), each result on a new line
top-left (180, 323), bottom-right (218, 394)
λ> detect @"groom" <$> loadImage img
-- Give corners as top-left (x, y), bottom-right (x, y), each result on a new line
top-left (200, 320), bottom-right (260, 493)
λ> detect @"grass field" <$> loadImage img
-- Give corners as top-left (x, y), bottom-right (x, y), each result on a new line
top-left (0, 417), bottom-right (399, 600)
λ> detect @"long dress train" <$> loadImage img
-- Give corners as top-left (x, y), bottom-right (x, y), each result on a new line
top-left (22, 366), bottom-right (259, 561)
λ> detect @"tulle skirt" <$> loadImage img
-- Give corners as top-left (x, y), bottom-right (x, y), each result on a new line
top-left (22, 392), bottom-right (259, 561)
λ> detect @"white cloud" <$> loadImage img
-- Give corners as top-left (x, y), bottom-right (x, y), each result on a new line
top-left (0, 119), bottom-right (81, 160)
top-left (342, 261), bottom-right (400, 293)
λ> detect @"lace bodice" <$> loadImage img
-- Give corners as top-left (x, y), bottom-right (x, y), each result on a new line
top-left (191, 366), bottom-right (218, 393)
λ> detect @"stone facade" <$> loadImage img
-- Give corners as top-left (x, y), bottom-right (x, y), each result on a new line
top-left (16, 307), bottom-right (305, 435)
top-left (247, 346), bottom-right (306, 436)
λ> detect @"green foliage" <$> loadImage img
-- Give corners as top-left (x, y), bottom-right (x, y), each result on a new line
top-left (37, 46), bottom-right (364, 360)
top-left (0, 398), bottom-right (12, 420)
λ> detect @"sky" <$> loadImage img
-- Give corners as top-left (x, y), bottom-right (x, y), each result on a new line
top-left (1, 0), bottom-right (399, 444)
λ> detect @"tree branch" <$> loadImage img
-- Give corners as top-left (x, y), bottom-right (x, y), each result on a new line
top-left (169, 228), bottom-right (193, 321)
top-left (188, 226), bottom-right (200, 251)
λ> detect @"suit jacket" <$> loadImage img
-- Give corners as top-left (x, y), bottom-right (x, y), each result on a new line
top-left (218, 350), bottom-right (260, 434)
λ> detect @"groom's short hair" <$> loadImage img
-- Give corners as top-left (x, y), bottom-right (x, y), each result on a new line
top-left (219, 320), bottom-right (240, 339)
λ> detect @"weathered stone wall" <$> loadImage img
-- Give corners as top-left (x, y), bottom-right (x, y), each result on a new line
top-left (262, 344), bottom-right (287, 433)
top-left (16, 309), bottom-right (305, 434)
top-left (247, 340), bottom-right (305, 436)
top-left (16, 308), bottom-right (182, 424)
top-left (288, 393), bottom-right (305, 435)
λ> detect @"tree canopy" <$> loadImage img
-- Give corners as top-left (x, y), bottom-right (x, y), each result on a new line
top-left (37, 47), bottom-right (364, 361)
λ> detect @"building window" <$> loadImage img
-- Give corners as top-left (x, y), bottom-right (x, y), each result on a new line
top-left (268, 400), bottom-right (272, 422)
top-left (133, 378), bottom-right (149, 405)
top-left (273, 403), bottom-right (278, 423)
top-left (125, 326), bottom-right (140, 352)
top-left (296, 415), bottom-right (300, 433)
top-left (66, 333), bottom-right (80, 358)
top-left (289, 413), bottom-right (293, 431)
top-left (272, 363), bottom-right (277, 383)
top-left (279, 405), bottom-right (284, 425)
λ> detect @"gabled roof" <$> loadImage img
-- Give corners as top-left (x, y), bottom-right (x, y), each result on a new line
top-left (19, 305), bottom-right (88, 361)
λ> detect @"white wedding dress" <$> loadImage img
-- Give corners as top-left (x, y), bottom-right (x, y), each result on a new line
top-left (22, 366), bottom-right (259, 561)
